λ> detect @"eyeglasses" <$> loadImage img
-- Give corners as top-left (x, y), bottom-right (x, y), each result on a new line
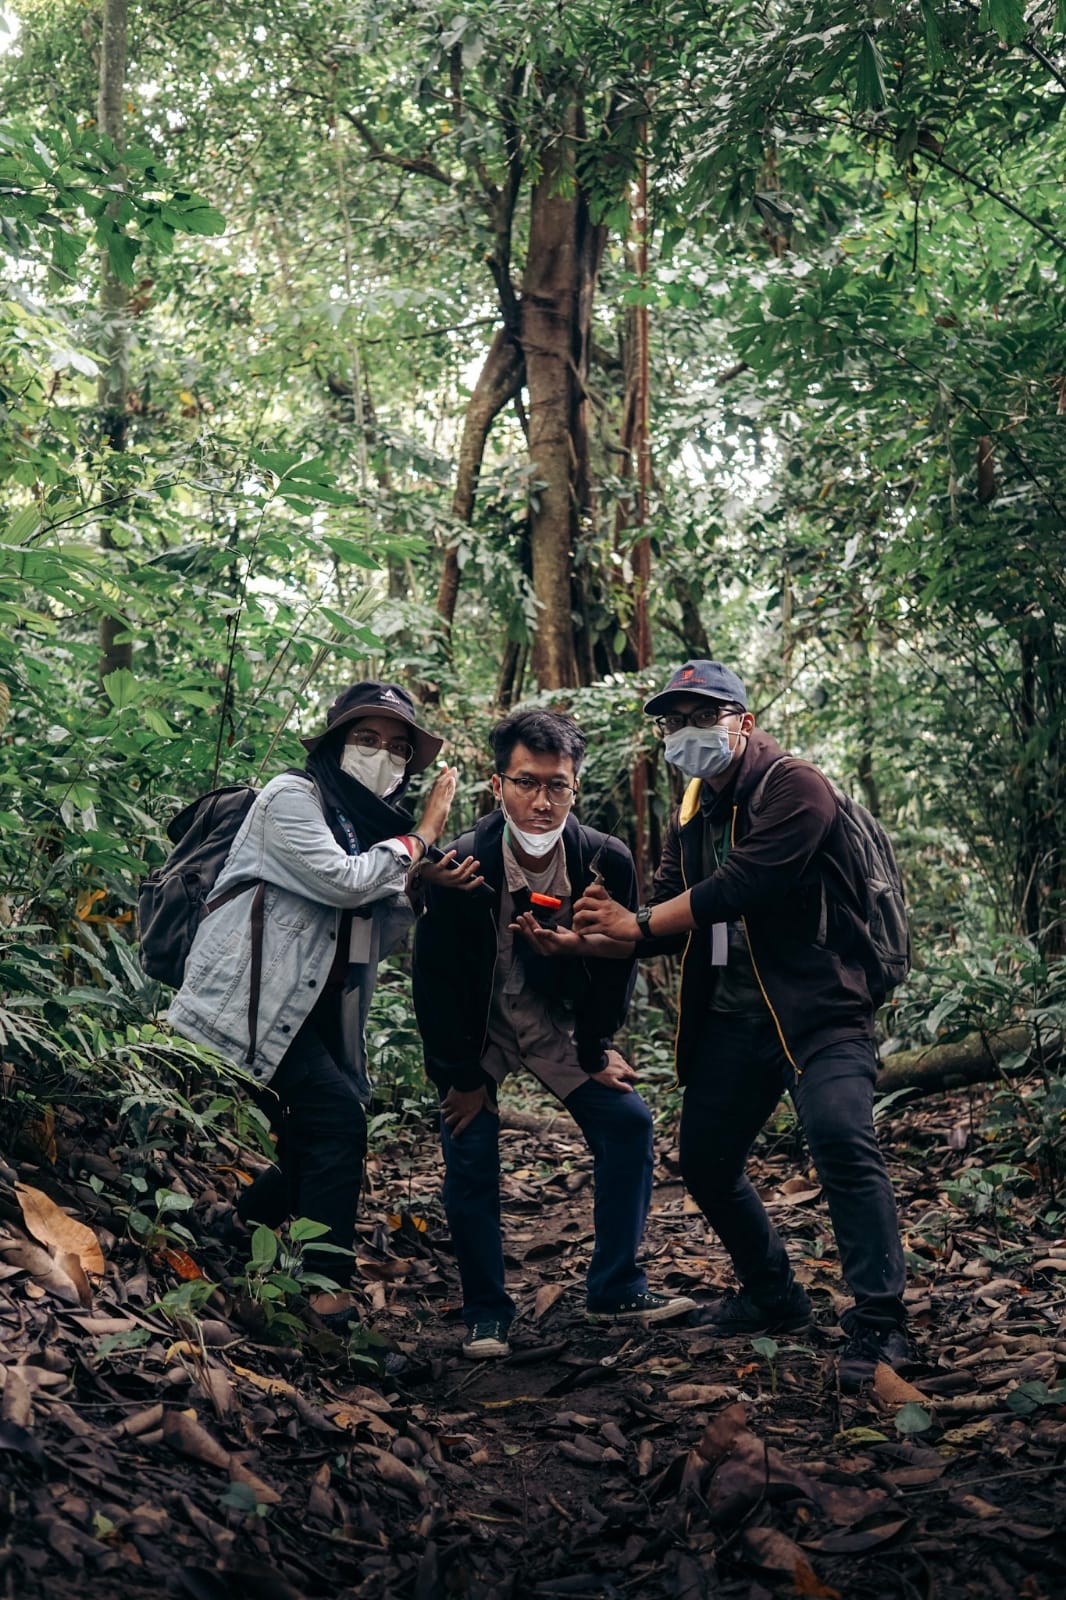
top-left (653, 705), bottom-right (741, 736)
top-left (501, 773), bottom-right (577, 807)
top-left (348, 730), bottom-right (414, 762)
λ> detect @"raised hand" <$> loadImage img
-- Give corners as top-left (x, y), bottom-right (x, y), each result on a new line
top-left (416, 764), bottom-right (458, 846)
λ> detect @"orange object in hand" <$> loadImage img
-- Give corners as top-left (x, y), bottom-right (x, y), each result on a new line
top-left (529, 892), bottom-right (562, 909)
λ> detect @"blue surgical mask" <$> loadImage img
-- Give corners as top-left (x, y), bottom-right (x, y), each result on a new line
top-left (664, 725), bottom-right (738, 781)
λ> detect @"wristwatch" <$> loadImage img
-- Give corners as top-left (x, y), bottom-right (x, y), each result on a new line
top-left (635, 905), bottom-right (655, 940)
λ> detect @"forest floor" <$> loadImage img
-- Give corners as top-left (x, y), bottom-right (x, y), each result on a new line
top-left (0, 1075), bottom-right (1065, 1600)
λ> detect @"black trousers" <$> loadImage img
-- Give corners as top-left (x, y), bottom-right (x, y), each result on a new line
top-left (237, 993), bottom-right (367, 1282)
top-left (679, 1010), bottom-right (907, 1331)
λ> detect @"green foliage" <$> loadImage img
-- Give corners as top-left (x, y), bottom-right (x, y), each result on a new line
top-left (1, 0), bottom-right (1064, 1206)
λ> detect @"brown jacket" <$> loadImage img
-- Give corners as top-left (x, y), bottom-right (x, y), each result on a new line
top-left (649, 730), bottom-right (875, 1080)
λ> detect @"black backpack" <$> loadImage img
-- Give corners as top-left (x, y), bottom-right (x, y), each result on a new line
top-left (751, 757), bottom-right (911, 1003)
top-left (138, 786), bottom-right (260, 989)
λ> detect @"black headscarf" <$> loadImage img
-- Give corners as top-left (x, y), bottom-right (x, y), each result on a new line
top-left (304, 736), bottom-right (416, 856)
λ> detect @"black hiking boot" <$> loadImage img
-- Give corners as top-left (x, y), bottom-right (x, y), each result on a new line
top-left (684, 1283), bottom-right (812, 1336)
top-left (838, 1324), bottom-right (920, 1392)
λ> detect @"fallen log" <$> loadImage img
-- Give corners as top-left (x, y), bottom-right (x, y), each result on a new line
top-left (877, 1026), bottom-right (1054, 1096)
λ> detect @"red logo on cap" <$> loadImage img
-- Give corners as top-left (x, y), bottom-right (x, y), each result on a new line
top-left (678, 667), bottom-right (698, 682)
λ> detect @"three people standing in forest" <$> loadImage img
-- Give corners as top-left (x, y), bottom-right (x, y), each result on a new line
top-left (171, 666), bottom-right (914, 1390)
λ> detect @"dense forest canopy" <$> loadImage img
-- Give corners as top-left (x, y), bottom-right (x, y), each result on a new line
top-left (1, 0), bottom-right (1064, 1085)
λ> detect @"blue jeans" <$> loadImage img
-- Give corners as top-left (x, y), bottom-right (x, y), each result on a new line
top-left (440, 1077), bottom-right (654, 1324)
top-left (679, 1013), bottom-right (906, 1331)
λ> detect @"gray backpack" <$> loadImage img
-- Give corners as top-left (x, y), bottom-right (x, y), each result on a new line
top-left (751, 757), bottom-right (911, 1003)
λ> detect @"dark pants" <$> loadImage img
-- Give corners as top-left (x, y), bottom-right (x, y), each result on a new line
top-left (237, 995), bottom-right (367, 1282)
top-left (679, 1012), bottom-right (906, 1331)
top-left (441, 1076), bottom-right (655, 1324)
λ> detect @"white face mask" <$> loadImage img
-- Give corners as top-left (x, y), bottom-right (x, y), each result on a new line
top-left (500, 799), bottom-right (566, 859)
top-left (664, 725), bottom-right (740, 781)
top-left (340, 743), bottom-right (406, 798)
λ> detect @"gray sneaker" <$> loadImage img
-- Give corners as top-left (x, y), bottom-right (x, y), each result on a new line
top-left (461, 1319), bottom-right (511, 1359)
top-left (586, 1290), bottom-right (698, 1325)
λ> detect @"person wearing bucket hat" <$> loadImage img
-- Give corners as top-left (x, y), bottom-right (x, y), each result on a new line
top-left (169, 680), bottom-right (456, 1328)
top-left (574, 660), bottom-right (916, 1392)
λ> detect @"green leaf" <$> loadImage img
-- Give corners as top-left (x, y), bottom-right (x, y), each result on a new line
top-left (142, 707), bottom-right (177, 737)
top-left (979, 0), bottom-right (1027, 44)
top-left (751, 1336), bottom-right (779, 1361)
top-left (289, 1217), bottom-right (332, 1242)
top-left (322, 534), bottom-right (379, 570)
top-left (920, 0), bottom-right (947, 68)
top-left (102, 668), bottom-right (141, 709)
top-left (250, 1224), bottom-right (278, 1270)
top-left (855, 32), bottom-right (887, 112)
top-left (895, 1403), bottom-right (933, 1436)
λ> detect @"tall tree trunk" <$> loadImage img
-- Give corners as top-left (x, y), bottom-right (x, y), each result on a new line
top-left (436, 327), bottom-right (525, 633)
top-left (522, 105), bottom-right (604, 690)
top-left (96, 0), bottom-right (131, 682)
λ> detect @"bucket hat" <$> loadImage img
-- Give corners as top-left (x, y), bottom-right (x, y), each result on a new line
top-left (300, 682), bottom-right (444, 773)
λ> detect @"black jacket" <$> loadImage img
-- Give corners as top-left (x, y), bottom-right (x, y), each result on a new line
top-left (648, 730), bottom-right (875, 1081)
top-left (412, 811), bottom-right (638, 1094)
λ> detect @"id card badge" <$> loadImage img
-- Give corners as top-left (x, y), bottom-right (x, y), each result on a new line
top-left (711, 923), bottom-right (728, 966)
top-left (348, 916), bottom-right (373, 965)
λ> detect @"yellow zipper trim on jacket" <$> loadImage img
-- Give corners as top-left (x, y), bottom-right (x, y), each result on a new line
top-left (671, 780), bottom-right (702, 1085)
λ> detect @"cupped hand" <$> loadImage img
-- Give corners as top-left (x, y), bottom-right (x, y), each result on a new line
top-left (420, 849), bottom-right (484, 892)
top-left (509, 911), bottom-right (584, 956)
top-left (417, 763), bottom-right (458, 845)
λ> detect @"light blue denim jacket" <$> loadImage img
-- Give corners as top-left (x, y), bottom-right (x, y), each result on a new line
top-left (167, 772), bottom-right (413, 1099)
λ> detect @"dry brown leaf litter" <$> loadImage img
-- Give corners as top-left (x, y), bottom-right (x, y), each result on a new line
top-left (0, 1084), bottom-right (1062, 1598)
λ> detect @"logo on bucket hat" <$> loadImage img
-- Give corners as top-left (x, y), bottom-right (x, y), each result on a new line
top-left (643, 661), bottom-right (748, 717)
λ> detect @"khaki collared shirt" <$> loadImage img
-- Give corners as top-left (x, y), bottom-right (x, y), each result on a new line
top-left (480, 837), bottom-right (589, 1102)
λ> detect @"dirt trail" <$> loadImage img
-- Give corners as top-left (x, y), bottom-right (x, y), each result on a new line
top-left (0, 1087), bottom-right (1064, 1598)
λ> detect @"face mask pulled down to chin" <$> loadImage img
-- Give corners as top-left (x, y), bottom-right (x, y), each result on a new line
top-left (663, 725), bottom-right (740, 781)
top-left (500, 800), bottom-right (566, 859)
top-left (340, 743), bottom-right (407, 799)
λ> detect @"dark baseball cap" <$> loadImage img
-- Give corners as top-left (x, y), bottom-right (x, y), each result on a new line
top-left (300, 681), bottom-right (444, 772)
top-left (643, 660), bottom-right (748, 716)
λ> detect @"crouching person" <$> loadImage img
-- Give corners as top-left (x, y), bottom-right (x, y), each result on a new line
top-left (411, 708), bottom-right (694, 1359)
top-left (168, 681), bottom-right (456, 1325)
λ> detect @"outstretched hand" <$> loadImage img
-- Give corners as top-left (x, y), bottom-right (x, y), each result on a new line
top-left (419, 849), bottom-right (484, 892)
top-left (572, 882), bottom-right (639, 943)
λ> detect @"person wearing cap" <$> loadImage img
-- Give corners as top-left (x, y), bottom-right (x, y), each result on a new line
top-left (573, 662), bottom-right (914, 1391)
top-left (169, 682), bottom-right (456, 1323)
top-left (409, 706), bottom-right (696, 1361)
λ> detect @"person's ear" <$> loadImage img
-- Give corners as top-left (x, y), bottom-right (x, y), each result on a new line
top-left (491, 773), bottom-right (503, 804)
top-left (740, 712), bottom-right (755, 736)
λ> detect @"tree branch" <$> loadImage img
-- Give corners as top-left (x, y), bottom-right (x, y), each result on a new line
top-left (336, 108), bottom-right (453, 186)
